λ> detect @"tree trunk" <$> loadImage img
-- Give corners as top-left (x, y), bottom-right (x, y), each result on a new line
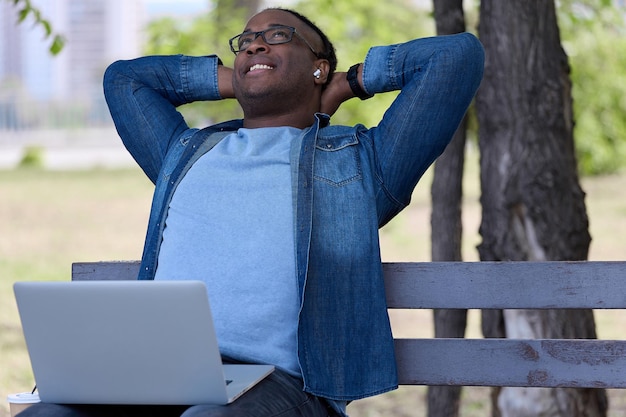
top-left (475, 1), bottom-right (607, 416)
top-left (428, 1), bottom-right (468, 417)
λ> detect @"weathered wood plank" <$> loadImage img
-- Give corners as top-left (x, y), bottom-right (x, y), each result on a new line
top-left (74, 261), bottom-right (626, 308)
top-left (72, 261), bottom-right (140, 281)
top-left (384, 261), bottom-right (626, 309)
top-left (395, 338), bottom-right (626, 387)
top-left (72, 261), bottom-right (626, 389)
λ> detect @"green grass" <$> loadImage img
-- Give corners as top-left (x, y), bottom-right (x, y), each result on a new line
top-left (1, 164), bottom-right (625, 417)
top-left (0, 168), bottom-right (154, 416)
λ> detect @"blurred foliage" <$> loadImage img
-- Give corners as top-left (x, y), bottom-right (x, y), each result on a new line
top-left (144, 0), bottom-right (432, 127)
top-left (143, 0), bottom-right (626, 176)
top-left (18, 146), bottom-right (45, 168)
top-left (293, 0), bottom-right (433, 127)
top-left (144, 1), bottom-right (248, 125)
top-left (5, 0), bottom-right (65, 55)
top-left (557, 0), bottom-right (626, 175)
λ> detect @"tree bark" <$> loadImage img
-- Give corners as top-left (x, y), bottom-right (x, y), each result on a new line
top-left (428, 1), bottom-right (468, 417)
top-left (475, 1), bottom-right (606, 416)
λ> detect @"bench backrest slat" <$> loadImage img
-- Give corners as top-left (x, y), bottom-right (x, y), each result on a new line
top-left (72, 261), bottom-right (139, 281)
top-left (71, 260), bottom-right (626, 388)
top-left (384, 261), bottom-right (626, 309)
top-left (73, 261), bottom-right (626, 309)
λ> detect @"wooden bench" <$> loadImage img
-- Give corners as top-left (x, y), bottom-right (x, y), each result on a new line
top-left (72, 260), bottom-right (626, 389)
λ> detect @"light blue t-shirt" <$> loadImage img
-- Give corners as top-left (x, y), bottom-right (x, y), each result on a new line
top-left (154, 127), bottom-right (302, 376)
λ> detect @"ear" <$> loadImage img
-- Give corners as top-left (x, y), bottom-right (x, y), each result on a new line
top-left (313, 60), bottom-right (331, 86)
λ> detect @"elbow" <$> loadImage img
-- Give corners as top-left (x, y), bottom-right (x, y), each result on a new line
top-left (431, 33), bottom-right (485, 104)
top-left (102, 59), bottom-right (133, 97)
top-left (453, 33), bottom-right (485, 91)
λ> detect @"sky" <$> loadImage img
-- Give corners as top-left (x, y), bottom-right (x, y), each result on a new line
top-left (144, 0), bottom-right (210, 17)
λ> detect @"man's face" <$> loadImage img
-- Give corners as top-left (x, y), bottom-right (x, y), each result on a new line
top-left (231, 9), bottom-right (323, 103)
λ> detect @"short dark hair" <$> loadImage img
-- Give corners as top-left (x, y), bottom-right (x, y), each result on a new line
top-left (266, 8), bottom-right (337, 87)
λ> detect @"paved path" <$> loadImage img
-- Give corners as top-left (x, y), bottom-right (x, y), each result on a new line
top-left (0, 128), bottom-right (135, 169)
top-left (0, 145), bottom-right (135, 169)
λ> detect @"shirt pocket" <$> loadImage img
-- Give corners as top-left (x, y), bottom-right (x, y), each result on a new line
top-left (314, 135), bottom-right (362, 186)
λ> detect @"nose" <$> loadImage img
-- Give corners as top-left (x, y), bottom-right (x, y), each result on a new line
top-left (246, 34), bottom-right (269, 54)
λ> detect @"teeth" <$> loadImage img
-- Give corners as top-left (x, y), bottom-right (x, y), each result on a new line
top-left (249, 64), bottom-right (273, 72)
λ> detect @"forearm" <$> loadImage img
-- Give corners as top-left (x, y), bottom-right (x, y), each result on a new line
top-left (103, 54), bottom-right (224, 108)
top-left (362, 32), bottom-right (484, 96)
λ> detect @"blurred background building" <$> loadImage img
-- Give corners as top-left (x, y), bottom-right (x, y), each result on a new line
top-left (0, 0), bottom-right (146, 127)
top-left (0, 0), bottom-right (207, 168)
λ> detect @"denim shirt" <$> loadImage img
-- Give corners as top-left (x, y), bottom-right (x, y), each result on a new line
top-left (103, 33), bottom-right (484, 401)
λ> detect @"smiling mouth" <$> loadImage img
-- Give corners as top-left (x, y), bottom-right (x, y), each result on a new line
top-left (248, 64), bottom-right (274, 73)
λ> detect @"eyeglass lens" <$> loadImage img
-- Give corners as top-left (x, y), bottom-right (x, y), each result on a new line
top-left (233, 27), bottom-right (294, 52)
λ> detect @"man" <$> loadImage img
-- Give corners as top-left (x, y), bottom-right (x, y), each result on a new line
top-left (20, 7), bottom-right (483, 417)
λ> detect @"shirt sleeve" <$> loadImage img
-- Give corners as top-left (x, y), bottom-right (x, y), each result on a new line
top-left (103, 55), bottom-right (222, 183)
top-left (361, 33), bottom-right (484, 225)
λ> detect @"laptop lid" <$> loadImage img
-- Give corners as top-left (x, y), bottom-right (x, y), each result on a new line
top-left (14, 280), bottom-right (273, 405)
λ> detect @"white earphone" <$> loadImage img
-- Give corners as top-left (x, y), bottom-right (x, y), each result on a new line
top-left (313, 69), bottom-right (322, 79)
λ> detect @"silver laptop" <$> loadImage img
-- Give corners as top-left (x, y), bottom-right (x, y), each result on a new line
top-left (13, 280), bottom-right (274, 405)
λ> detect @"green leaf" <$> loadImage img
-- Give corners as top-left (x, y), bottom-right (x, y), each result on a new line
top-left (17, 7), bottom-right (29, 23)
top-left (49, 35), bottom-right (65, 55)
top-left (41, 19), bottom-right (52, 37)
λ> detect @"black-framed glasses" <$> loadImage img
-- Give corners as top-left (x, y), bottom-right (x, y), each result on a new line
top-left (229, 25), bottom-right (320, 57)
